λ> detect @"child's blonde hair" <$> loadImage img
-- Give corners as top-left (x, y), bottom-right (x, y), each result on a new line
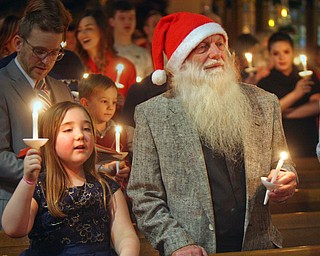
top-left (39, 101), bottom-right (111, 217)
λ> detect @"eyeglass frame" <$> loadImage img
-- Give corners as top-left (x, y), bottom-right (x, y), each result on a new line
top-left (21, 37), bottom-right (65, 61)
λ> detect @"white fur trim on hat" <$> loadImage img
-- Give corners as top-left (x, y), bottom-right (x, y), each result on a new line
top-left (166, 22), bottom-right (228, 74)
top-left (151, 70), bottom-right (167, 85)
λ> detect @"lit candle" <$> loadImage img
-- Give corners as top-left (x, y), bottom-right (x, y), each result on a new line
top-left (245, 52), bottom-right (253, 69)
top-left (32, 101), bottom-right (42, 139)
top-left (61, 41), bottom-right (67, 48)
top-left (299, 54), bottom-right (307, 71)
top-left (115, 125), bottom-right (122, 152)
top-left (115, 125), bottom-right (122, 174)
top-left (115, 64), bottom-right (124, 84)
top-left (263, 151), bottom-right (288, 205)
top-left (83, 73), bottom-right (89, 79)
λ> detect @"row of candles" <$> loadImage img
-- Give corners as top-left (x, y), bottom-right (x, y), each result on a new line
top-left (31, 101), bottom-right (289, 202)
top-left (31, 102), bottom-right (123, 173)
top-left (244, 52), bottom-right (313, 77)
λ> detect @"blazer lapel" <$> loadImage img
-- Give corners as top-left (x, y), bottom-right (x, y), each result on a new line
top-left (166, 96), bottom-right (215, 224)
top-left (242, 93), bottom-right (266, 230)
top-left (6, 60), bottom-right (36, 108)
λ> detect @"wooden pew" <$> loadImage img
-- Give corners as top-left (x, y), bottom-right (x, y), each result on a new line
top-left (272, 211), bottom-right (320, 247)
top-left (0, 231), bottom-right (29, 256)
top-left (270, 188), bottom-right (320, 214)
top-left (214, 245), bottom-right (320, 256)
top-left (293, 157), bottom-right (320, 172)
top-left (297, 170), bottom-right (320, 188)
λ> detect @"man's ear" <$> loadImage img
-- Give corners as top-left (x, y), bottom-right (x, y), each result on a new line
top-left (108, 17), bottom-right (115, 27)
top-left (79, 97), bottom-right (88, 107)
top-left (14, 35), bottom-right (23, 52)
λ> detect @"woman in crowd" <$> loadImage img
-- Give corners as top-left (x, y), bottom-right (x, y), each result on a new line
top-left (75, 9), bottom-right (136, 108)
top-left (0, 15), bottom-right (19, 60)
top-left (258, 32), bottom-right (320, 158)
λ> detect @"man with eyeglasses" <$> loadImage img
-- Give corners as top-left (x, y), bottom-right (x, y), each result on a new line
top-left (0, 0), bottom-right (74, 229)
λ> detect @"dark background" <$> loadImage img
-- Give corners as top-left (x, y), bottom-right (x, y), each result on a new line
top-left (0, 0), bottom-right (169, 31)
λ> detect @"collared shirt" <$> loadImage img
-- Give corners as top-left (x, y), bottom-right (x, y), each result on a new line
top-left (14, 57), bottom-right (36, 88)
top-left (202, 143), bottom-right (246, 253)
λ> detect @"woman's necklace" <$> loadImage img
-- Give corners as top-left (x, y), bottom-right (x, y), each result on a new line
top-left (96, 121), bottom-right (112, 138)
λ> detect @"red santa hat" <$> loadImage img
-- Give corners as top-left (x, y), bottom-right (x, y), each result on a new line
top-left (151, 12), bottom-right (228, 85)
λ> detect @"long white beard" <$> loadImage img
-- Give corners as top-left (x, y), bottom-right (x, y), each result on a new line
top-left (172, 59), bottom-right (252, 162)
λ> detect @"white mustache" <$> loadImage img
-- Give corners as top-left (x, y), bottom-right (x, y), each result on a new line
top-left (204, 59), bottom-right (224, 69)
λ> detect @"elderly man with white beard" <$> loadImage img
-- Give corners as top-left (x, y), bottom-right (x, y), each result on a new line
top-left (127, 12), bottom-right (298, 256)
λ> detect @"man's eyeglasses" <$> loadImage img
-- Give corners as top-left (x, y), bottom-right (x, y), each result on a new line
top-left (22, 37), bottom-right (65, 61)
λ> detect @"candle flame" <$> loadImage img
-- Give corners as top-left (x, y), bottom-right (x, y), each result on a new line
top-left (244, 52), bottom-right (252, 63)
top-left (299, 54), bottom-right (307, 68)
top-left (61, 41), bottom-right (67, 48)
top-left (116, 64), bottom-right (124, 73)
top-left (33, 101), bottom-right (42, 112)
top-left (115, 125), bottom-right (122, 133)
top-left (280, 151), bottom-right (288, 160)
top-left (83, 73), bottom-right (89, 79)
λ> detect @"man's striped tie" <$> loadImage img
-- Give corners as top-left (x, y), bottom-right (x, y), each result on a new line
top-left (35, 79), bottom-right (52, 112)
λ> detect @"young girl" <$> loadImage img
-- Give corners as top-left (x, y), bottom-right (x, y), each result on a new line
top-left (257, 32), bottom-right (320, 157)
top-left (1, 102), bottom-right (139, 256)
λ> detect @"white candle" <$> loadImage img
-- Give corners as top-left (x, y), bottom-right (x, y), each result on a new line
top-left (32, 101), bottom-right (42, 139)
top-left (115, 125), bottom-right (122, 174)
top-left (115, 125), bottom-right (122, 152)
top-left (245, 52), bottom-right (253, 68)
top-left (263, 151), bottom-right (288, 205)
top-left (115, 64), bottom-right (124, 84)
top-left (299, 54), bottom-right (307, 71)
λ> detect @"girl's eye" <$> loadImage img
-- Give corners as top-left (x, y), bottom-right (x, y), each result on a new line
top-left (84, 127), bottom-right (92, 132)
top-left (63, 128), bottom-right (73, 132)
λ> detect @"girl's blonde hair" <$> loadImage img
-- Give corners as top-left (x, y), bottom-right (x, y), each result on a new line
top-left (39, 101), bottom-right (111, 217)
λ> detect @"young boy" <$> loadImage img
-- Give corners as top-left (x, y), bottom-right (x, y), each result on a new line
top-left (78, 74), bottom-right (132, 184)
top-left (106, 0), bottom-right (153, 80)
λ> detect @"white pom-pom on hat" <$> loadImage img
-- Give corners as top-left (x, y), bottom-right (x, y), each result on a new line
top-left (151, 70), bottom-right (167, 85)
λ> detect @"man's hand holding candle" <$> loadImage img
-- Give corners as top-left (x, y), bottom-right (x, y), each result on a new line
top-left (266, 168), bottom-right (297, 204)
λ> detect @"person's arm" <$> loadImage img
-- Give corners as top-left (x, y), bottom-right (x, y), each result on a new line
top-left (127, 105), bottom-right (196, 255)
top-left (283, 99), bottom-right (319, 119)
top-left (0, 94), bottom-right (25, 183)
top-left (267, 95), bottom-right (298, 204)
top-left (110, 189), bottom-right (140, 256)
top-left (279, 76), bottom-right (314, 111)
top-left (2, 148), bottom-right (40, 237)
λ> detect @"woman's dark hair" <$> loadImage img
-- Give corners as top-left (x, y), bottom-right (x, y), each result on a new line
top-left (75, 9), bottom-right (116, 71)
top-left (267, 32), bottom-right (294, 51)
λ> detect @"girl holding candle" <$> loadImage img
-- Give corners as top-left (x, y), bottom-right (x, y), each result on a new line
top-left (75, 9), bottom-right (136, 106)
top-left (2, 102), bottom-right (139, 255)
top-left (78, 74), bottom-right (132, 187)
top-left (258, 31), bottom-right (320, 157)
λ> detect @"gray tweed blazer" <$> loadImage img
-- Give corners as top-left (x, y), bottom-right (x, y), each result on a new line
top-left (127, 83), bottom-right (296, 256)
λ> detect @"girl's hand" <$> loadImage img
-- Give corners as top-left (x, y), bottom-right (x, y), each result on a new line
top-left (24, 148), bottom-right (42, 183)
top-left (294, 77), bottom-right (314, 98)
